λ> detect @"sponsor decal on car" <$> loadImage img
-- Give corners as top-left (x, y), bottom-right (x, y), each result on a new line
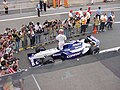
top-left (53, 53), bottom-right (61, 56)
top-left (67, 52), bottom-right (81, 58)
top-left (73, 42), bottom-right (82, 47)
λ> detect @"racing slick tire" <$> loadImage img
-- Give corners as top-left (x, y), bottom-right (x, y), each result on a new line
top-left (61, 56), bottom-right (65, 61)
top-left (90, 46), bottom-right (99, 55)
top-left (35, 46), bottom-right (46, 53)
top-left (87, 46), bottom-right (99, 55)
top-left (43, 56), bottom-right (55, 65)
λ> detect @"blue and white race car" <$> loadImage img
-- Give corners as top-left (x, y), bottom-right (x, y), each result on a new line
top-left (28, 35), bottom-right (100, 67)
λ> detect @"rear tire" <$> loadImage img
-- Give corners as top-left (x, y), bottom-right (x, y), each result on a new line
top-left (35, 46), bottom-right (46, 53)
top-left (43, 56), bottom-right (55, 65)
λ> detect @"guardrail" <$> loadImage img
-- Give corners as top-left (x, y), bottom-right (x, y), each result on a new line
top-left (18, 24), bottom-right (94, 51)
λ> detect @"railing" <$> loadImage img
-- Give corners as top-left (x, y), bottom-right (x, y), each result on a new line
top-left (17, 24), bottom-right (94, 51)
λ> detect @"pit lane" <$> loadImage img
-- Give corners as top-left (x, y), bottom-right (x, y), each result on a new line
top-left (15, 50), bottom-right (120, 90)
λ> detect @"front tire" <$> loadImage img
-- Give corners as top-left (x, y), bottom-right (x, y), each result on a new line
top-left (87, 46), bottom-right (99, 55)
top-left (91, 47), bottom-right (99, 55)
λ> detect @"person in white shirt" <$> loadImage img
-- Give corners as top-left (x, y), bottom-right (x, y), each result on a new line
top-left (78, 8), bottom-right (83, 18)
top-left (35, 22), bottom-right (42, 31)
top-left (43, 0), bottom-right (47, 12)
top-left (99, 13), bottom-right (107, 32)
top-left (34, 22), bottom-right (42, 44)
top-left (56, 29), bottom-right (67, 50)
top-left (28, 28), bottom-right (35, 48)
top-left (3, 0), bottom-right (8, 14)
top-left (91, 0), bottom-right (94, 5)
top-left (69, 10), bottom-right (73, 19)
top-left (86, 11), bottom-right (91, 24)
top-left (3, 0), bottom-right (8, 5)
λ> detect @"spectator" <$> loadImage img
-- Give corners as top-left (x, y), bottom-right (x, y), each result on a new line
top-left (96, 7), bottom-right (101, 19)
top-left (78, 8), bottom-right (83, 18)
top-left (91, 0), bottom-right (94, 5)
top-left (93, 15), bottom-right (100, 32)
top-left (86, 11), bottom-right (91, 24)
top-left (3, 0), bottom-right (8, 14)
top-left (99, 13), bottom-right (107, 32)
top-left (21, 25), bottom-right (28, 50)
top-left (0, 46), bottom-right (4, 58)
top-left (111, 11), bottom-right (115, 23)
top-left (75, 19), bottom-right (81, 34)
top-left (58, 20), bottom-right (62, 29)
top-left (39, 0), bottom-right (43, 11)
top-left (75, 12), bottom-right (80, 20)
top-left (12, 29), bottom-right (20, 53)
top-left (62, 19), bottom-right (69, 37)
top-left (28, 28), bottom-right (35, 48)
top-left (106, 11), bottom-right (115, 30)
top-left (34, 22), bottom-right (43, 44)
top-left (87, 6), bottom-right (92, 15)
top-left (43, 0), bottom-right (47, 12)
top-left (68, 20), bottom-right (73, 37)
top-left (56, 29), bottom-right (67, 50)
top-left (4, 28), bottom-right (9, 34)
top-left (80, 13), bottom-right (87, 35)
top-left (36, 3), bottom-right (40, 17)
top-left (69, 10), bottom-right (73, 20)
top-left (3, 0), bottom-right (8, 5)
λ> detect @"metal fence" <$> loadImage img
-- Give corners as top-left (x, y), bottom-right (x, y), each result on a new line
top-left (18, 24), bottom-right (94, 51)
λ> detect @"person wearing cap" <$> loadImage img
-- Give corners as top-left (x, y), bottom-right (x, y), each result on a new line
top-left (87, 6), bottom-right (92, 15)
top-left (75, 12), bottom-right (80, 19)
top-left (69, 10), bottom-right (73, 20)
top-left (86, 7), bottom-right (92, 24)
top-left (86, 11), bottom-right (91, 24)
top-left (56, 29), bottom-right (67, 50)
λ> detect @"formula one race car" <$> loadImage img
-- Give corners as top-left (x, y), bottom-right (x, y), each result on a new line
top-left (28, 35), bottom-right (100, 67)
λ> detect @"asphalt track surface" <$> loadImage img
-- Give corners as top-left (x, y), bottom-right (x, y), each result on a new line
top-left (14, 21), bottom-right (120, 89)
top-left (0, 3), bottom-right (120, 90)
top-left (11, 50), bottom-right (120, 90)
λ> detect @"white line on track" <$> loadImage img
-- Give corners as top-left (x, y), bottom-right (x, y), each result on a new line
top-left (0, 6), bottom-right (120, 22)
top-left (99, 46), bottom-right (120, 54)
top-left (32, 74), bottom-right (42, 90)
top-left (114, 21), bottom-right (120, 24)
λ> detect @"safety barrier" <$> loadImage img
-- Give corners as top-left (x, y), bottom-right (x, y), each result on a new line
top-left (18, 24), bottom-right (94, 51)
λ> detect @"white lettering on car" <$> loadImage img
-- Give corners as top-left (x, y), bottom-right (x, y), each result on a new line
top-left (67, 52), bottom-right (81, 58)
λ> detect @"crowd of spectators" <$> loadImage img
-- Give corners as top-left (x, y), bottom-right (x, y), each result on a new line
top-left (0, 29), bottom-right (19, 77)
top-left (0, 19), bottom-right (63, 77)
top-left (68, 7), bottom-right (115, 35)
